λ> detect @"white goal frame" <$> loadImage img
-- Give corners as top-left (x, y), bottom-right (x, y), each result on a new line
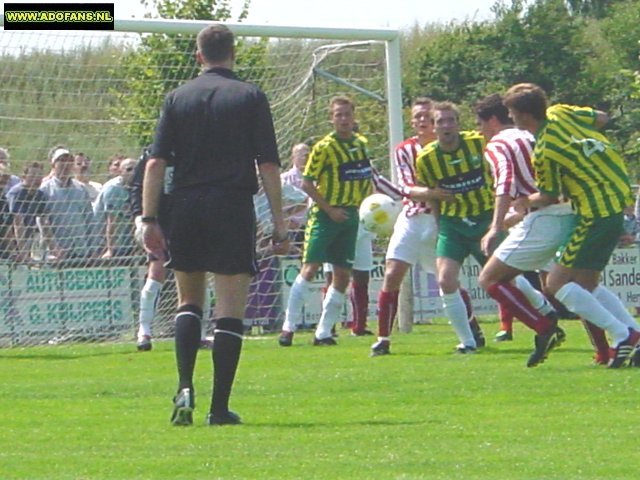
top-left (111, 18), bottom-right (405, 165)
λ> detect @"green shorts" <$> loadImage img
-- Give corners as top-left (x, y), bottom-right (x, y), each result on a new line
top-left (303, 206), bottom-right (359, 268)
top-left (436, 212), bottom-right (493, 265)
top-left (556, 213), bottom-right (624, 270)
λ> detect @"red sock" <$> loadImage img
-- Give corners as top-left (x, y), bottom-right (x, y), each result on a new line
top-left (377, 290), bottom-right (399, 337)
top-left (498, 303), bottom-right (514, 333)
top-left (581, 319), bottom-right (609, 359)
top-left (486, 283), bottom-right (552, 334)
top-left (350, 282), bottom-right (369, 333)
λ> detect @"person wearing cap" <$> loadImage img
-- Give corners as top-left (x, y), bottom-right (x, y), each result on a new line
top-left (39, 145), bottom-right (95, 263)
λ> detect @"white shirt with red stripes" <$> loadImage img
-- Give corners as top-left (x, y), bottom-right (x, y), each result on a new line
top-left (484, 127), bottom-right (537, 198)
top-left (371, 166), bottom-right (404, 201)
top-left (393, 136), bottom-right (431, 216)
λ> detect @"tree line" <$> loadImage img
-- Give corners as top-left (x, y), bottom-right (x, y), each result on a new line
top-left (0, 0), bottom-right (637, 180)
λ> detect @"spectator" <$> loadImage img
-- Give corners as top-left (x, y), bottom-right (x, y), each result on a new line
top-left (281, 143), bottom-right (309, 189)
top-left (0, 164), bottom-right (15, 260)
top-left (0, 147), bottom-right (22, 195)
top-left (281, 143), bottom-right (310, 252)
top-left (39, 146), bottom-right (94, 263)
top-left (94, 157), bottom-right (137, 260)
top-left (74, 152), bottom-right (102, 204)
top-left (8, 162), bottom-right (54, 262)
top-left (107, 154), bottom-right (125, 179)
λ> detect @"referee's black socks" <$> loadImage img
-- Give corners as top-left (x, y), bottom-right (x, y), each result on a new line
top-left (210, 317), bottom-right (244, 416)
top-left (174, 304), bottom-right (203, 392)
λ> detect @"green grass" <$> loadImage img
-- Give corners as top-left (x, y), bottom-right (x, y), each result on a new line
top-left (1, 319), bottom-right (638, 479)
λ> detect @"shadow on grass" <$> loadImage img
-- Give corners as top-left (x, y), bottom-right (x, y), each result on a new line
top-left (0, 350), bottom-right (139, 360)
top-left (249, 419), bottom-right (426, 428)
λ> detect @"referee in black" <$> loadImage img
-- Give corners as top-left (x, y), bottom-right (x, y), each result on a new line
top-left (142, 24), bottom-right (289, 426)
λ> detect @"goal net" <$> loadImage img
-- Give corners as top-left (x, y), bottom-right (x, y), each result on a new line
top-left (0, 19), bottom-right (403, 346)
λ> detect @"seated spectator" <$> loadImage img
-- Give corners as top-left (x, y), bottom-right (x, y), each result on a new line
top-left (0, 147), bottom-right (22, 195)
top-left (8, 162), bottom-right (55, 263)
top-left (39, 147), bottom-right (95, 263)
top-left (93, 157), bottom-right (137, 260)
top-left (73, 152), bottom-right (102, 205)
top-left (0, 164), bottom-right (16, 260)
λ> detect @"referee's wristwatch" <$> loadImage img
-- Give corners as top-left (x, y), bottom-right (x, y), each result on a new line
top-left (140, 216), bottom-right (158, 224)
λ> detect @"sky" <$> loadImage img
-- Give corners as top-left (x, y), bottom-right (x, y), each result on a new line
top-left (1, 0), bottom-right (498, 29)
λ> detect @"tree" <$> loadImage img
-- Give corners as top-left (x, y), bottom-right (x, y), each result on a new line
top-left (565, 0), bottom-right (617, 18)
top-left (110, 0), bottom-right (252, 146)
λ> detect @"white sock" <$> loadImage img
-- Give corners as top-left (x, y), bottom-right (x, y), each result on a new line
top-left (315, 286), bottom-right (346, 340)
top-left (138, 278), bottom-right (162, 339)
top-left (555, 282), bottom-right (628, 345)
top-left (592, 286), bottom-right (640, 331)
top-left (441, 289), bottom-right (475, 348)
top-left (283, 275), bottom-right (312, 332)
top-left (514, 275), bottom-right (553, 315)
top-left (201, 286), bottom-right (211, 340)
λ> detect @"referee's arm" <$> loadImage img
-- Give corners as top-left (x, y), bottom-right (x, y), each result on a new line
top-left (141, 156), bottom-right (168, 259)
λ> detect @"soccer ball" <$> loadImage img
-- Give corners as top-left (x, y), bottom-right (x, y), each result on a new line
top-left (359, 193), bottom-right (402, 236)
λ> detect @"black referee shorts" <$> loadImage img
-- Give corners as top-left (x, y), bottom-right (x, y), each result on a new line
top-left (166, 186), bottom-right (258, 275)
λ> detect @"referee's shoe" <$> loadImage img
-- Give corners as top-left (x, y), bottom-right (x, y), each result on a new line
top-left (170, 387), bottom-right (194, 426)
top-left (207, 411), bottom-right (242, 426)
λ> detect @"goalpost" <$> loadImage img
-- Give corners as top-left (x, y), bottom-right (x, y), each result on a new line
top-left (0, 18), bottom-right (408, 346)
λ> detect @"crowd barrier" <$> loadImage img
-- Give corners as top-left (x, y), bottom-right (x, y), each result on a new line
top-left (1, 246), bottom-right (638, 345)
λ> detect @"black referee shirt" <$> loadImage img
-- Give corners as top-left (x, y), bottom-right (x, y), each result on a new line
top-left (151, 67), bottom-right (280, 194)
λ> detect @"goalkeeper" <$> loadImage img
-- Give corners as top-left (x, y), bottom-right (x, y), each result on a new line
top-left (130, 146), bottom-right (211, 351)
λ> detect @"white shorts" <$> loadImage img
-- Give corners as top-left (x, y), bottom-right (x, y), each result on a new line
top-left (385, 211), bottom-right (438, 274)
top-left (494, 203), bottom-right (575, 272)
top-left (324, 223), bottom-right (374, 273)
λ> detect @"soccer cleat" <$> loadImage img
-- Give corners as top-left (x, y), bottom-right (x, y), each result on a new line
top-left (370, 340), bottom-right (391, 357)
top-left (607, 329), bottom-right (640, 369)
top-left (136, 335), bottom-right (152, 351)
top-left (470, 321), bottom-right (486, 348)
top-left (494, 330), bottom-right (513, 342)
top-left (526, 330), bottom-right (556, 367)
top-left (351, 329), bottom-right (374, 337)
top-left (313, 336), bottom-right (337, 346)
top-left (629, 345), bottom-right (640, 367)
top-left (199, 339), bottom-right (213, 350)
top-left (278, 331), bottom-right (294, 347)
top-left (170, 387), bottom-right (194, 426)
top-left (207, 410), bottom-right (242, 426)
top-left (455, 344), bottom-right (477, 354)
top-left (552, 326), bottom-right (567, 348)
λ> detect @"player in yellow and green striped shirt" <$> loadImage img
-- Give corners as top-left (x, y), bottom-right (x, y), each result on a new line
top-left (504, 82), bottom-right (640, 368)
top-left (413, 101), bottom-right (493, 353)
top-left (279, 95), bottom-right (373, 347)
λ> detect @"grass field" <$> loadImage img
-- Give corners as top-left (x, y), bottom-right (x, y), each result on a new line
top-left (1, 318), bottom-right (638, 479)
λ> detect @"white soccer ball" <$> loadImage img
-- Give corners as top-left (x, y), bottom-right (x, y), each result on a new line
top-left (359, 193), bottom-right (402, 236)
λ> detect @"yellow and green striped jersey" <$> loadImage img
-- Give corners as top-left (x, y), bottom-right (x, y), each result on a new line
top-left (415, 131), bottom-right (493, 217)
top-left (303, 132), bottom-right (373, 207)
top-left (533, 104), bottom-right (633, 218)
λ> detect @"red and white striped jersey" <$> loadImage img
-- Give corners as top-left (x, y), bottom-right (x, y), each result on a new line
top-left (371, 166), bottom-right (404, 201)
top-left (484, 128), bottom-right (537, 198)
top-left (393, 136), bottom-right (431, 216)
